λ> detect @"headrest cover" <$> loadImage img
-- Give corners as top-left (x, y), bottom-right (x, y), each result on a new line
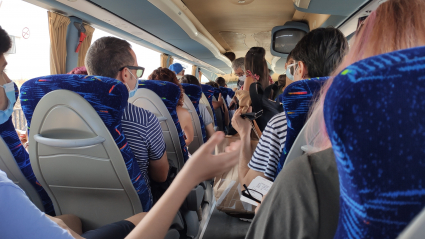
top-left (324, 46), bottom-right (425, 238)
top-left (275, 77), bottom-right (328, 178)
top-left (20, 75), bottom-right (153, 211)
top-left (201, 84), bottom-right (217, 126)
top-left (138, 80), bottom-right (189, 162)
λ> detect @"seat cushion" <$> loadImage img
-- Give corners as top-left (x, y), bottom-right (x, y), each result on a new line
top-left (138, 80), bottom-right (189, 162)
top-left (20, 74), bottom-right (151, 211)
top-left (201, 84), bottom-right (217, 126)
top-left (181, 83), bottom-right (207, 143)
top-left (324, 46), bottom-right (425, 239)
top-left (0, 83), bottom-right (55, 215)
top-left (275, 77), bottom-right (328, 178)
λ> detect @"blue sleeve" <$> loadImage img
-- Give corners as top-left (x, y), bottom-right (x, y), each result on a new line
top-left (146, 113), bottom-right (166, 161)
top-left (0, 182), bottom-right (74, 239)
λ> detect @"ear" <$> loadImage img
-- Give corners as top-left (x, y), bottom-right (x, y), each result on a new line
top-left (120, 68), bottom-right (131, 84)
top-left (298, 61), bottom-right (308, 79)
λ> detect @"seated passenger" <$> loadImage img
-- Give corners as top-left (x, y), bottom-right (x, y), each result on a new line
top-left (0, 132), bottom-right (241, 239)
top-left (85, 37), bottom-right (169, 201)
top-left (0, 26), bottom-right (13, 125)
top-left (205, 81), bottom-right (229, 131)
top-left (274, 52), bottom-right (293, 98)
top-left (148, 67), bottom-right (194, 146)
top-left (169, 63), bottom-right (185, 80)
top-left (232, 27), bottom-right (349, 187)
top-left (67, 66), bottom-right (88, 75)
top-left (181, 74), bottom-right (215, 139)
top-left (242, 47), bottom-right (270, 91)
top-left (245, 1), bottom-right (425, 238)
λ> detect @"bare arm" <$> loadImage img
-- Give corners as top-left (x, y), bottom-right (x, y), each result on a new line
top-left (205, 123), bottom-right (215, 140)
top-left (222, 98), bottom-right (229, 127)
top-left (0, 72), bottom-right (11, 111)
top-left (177, 107), bottom-right (194, 146)
top-left (149, 151), bottom-right (169, 183)
top-left (125, 132), bottom-right (241, 239)
top-left (212, 93), bottom-right (224, 109)
top-left (231, 109), bottom-right (271, 187)
top-left (243, 77), bottom-right (254, 92)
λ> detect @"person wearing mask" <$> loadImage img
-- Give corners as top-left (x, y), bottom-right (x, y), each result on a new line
top-left (0, 26), bottom-right (14, 125)
top-left (232, 27), bottom-right (349, 189)
top-left (181, 74), bottom-right (215, 139)
top-left (274, 52), bottom-right (294, 98)
top-left (169, 63), bottom-right (185, 80)
top-left (205, 81), bottom-right (229, 132)
top-left (0, 131), bottom-right (242, 239)
top-left (232, 57), bottom-right (245, 90)
top-left (242, 47), bottom-right (270, 91)
top-left (246, 1), bottom-right (425, 238)
top-left (148, 67), bottom-right (194, 146)
top-left (85, 37), bottom-right (169, 211)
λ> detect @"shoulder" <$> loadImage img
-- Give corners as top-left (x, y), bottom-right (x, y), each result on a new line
top-left (123, 103), bottom-right (157, 126)
top-left (268, 112), bottom-right (286, 126)
top-left (176, 107), bottom-right (191, 120)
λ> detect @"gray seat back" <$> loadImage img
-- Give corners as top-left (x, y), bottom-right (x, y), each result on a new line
top-left (29, 90), bottom-right (142, 231)
top-left (397, 207), bottom-right (425, 239)
top-left (200, 93), bottom-right (214, 120)
top-left (0, 137), bottom-right (44, 211)
top-left (182, 93), bottom-right (203, 154)
top-left (284, 117), bottom-right (321, 167)
top-left (129, 88), bottom-right (184, 170)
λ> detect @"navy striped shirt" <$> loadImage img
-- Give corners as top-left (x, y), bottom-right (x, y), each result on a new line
top-left (248, 112), bottom-right (287, 179)
top-left (121, 103), bottom-right (166, 191)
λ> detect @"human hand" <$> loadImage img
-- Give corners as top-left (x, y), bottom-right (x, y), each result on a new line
top-left (217, 93), bottom-right (224, 106)
top-left (182, 131), bottom-right (240, 183)
top-left (231, 108), bottom-right (252, 137)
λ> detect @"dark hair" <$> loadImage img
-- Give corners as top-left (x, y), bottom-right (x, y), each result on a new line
top-left (224, 52), bottom-right (236, 62)
top-left (148, 67), bottom-right (184, 107)
top-left (244, 47), bottom-right (270, 89)
top-left (290, 27), bottom-right (348, 78)
top-left (85, 37), bottom-right (134, 78)
top-left (181, 74), bottom-right (200, 87)
top-left (215, 77), bottom-right (226, 87)
top-left (286, 51), bottom-right (293, 63)
top-left (205, 81), bottom-right (219, 89)
top-left (278, 74), bottom-right (286, 87)
top-left (0, 26), bottom-right (11, 54)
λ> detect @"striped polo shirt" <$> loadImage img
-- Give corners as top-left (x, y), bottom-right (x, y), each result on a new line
top-left (121, 103), bottom-right (166, 203)
top-left (248, 112), bottom-right (287, 179)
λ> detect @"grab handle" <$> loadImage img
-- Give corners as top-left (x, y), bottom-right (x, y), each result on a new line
top-left (33, 134), bottom-right (105, 148)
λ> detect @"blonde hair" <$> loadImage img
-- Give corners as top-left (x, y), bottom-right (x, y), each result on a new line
top-left (306, 0), bottom-right (425, 152)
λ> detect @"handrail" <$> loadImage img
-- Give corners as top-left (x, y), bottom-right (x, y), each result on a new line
top-left (33, 134), bottom-right (105, 148)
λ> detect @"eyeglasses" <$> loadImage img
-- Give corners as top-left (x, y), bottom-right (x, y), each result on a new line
top-left (119, 66), bottom-right (145, 78)
top-left (242, 184), bottom-right (264, 204)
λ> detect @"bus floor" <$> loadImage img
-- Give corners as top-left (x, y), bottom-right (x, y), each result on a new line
top-left (201, 207), bottom-right (251, 239)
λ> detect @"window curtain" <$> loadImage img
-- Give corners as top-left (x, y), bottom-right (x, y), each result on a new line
top-left (192, 65), bottom-right (197, 77)
top-left (198, 70), bottom-right (203, 81)
top-left (77, 24), bottom-right (95, 67)
top-left (48, 12), bottom-right (70, 75)
top-left (168, 56), bottom-right (174, 67)
top-left (160, 53), bottom-right (168, 68)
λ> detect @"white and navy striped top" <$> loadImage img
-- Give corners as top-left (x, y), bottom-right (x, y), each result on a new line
top-left (121, 103), bottom-right (166, 183)
top-left (248, 112), bottom-right (287, 179)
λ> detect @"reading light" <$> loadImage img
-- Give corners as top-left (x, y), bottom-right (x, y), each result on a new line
top-left (238, 0), bottom-right (246, 3)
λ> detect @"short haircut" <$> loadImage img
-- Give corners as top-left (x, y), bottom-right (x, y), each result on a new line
top-left (232, 57), bottom-right (245, 72)
top-left (85, 37), bottom-right (134, 78)
top-left (205, 81), bottom-right (219, 89)
top-left (0, 26), bottom-right (11, 55)
top-left (215, 77), bottom-right (226, 87)
top-left (278, 74), bottom-right (286, 87)
top-left (290, 27), bottom-right (348, 78)
top-left (148, 67), bottom-right (184, 107)
top-left (181, 74), bottom-right (200, 87)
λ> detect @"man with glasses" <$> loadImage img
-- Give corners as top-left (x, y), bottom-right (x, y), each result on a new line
top-left (85, 37), bottom-right (169, 212)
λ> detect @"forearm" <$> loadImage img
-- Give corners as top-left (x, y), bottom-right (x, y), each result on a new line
top-left (125, 167), bottom-right (198, 239)
top-left (223, 103), bottom-right (229, 126)
top-left (238, 132), bottom-right (253, 186)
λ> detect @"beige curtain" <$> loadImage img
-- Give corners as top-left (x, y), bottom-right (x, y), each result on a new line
top-left (160, 53), bottom-right (168, 68)
top-left (48, 12), bottom-right (70, 74)
top-left (192, 65), bottom-right (197, 77)
top-left (78, 24), bottom-right (95, 67)
top-left (198, 70), bottom-right (203, 80)
top-left (168, 56), bottom-right (174, 67)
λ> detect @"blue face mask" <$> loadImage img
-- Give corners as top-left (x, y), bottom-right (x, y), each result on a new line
top-left (127, 70), bottom-right (138, 98)
top-left (286, 63), bottom-right (297, 81)
top-left (0, 81), bottom-right (16, 124)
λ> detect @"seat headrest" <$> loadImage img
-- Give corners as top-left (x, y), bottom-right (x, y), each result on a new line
top-left (201, 84), bottom-right (217, 125)
top-left (274, 77), bottom-right (328, 178)
top-left (324, 46), bottom-right (425, 238)
top-left (1, 84), bottom-right (55, 215)
top-left (137, 80), bottom-right (189, 162)
top-left (181, 83), bottom-right (207, 143)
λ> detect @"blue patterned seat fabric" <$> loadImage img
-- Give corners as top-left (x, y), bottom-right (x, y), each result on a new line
top-left (274, 77), bottom-right (328, 178)
top-left (212, 87), bottom-right (226, 127)
top-left (324, 46), bottom-right (425, 239)
top-left (201, 84), bottom-right (217, 126)
top-left (219, 86), bottom-right (230, 109)
top-left (137, 80), bottom-right (189, 162)
top-left (0, 83), bottom-right (55, 216)
top-left (181, 83), bottom-right (207, 143)
top-left (20, 75), bottom-right (153, 211)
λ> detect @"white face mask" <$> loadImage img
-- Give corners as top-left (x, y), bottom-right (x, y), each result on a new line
top-left (238, 75), bottom-right (246, 82)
